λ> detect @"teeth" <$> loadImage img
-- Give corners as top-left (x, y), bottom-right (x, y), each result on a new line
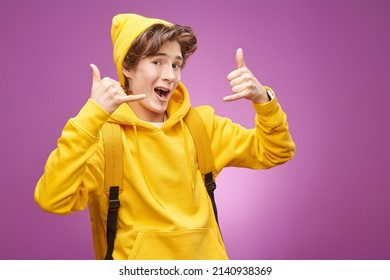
top-left (157, 87), bottom-right (168, 92)
top-left (155, 87), bottom-right (169, 97)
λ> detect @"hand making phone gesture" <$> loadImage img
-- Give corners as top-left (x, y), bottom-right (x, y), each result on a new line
top-left (90, 64), bottom-right (145, 114)
top-left (224, 48), bottom-right (269, 104)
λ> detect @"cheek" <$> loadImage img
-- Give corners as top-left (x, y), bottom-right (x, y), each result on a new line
top-left (135, 73), bottom-right (153, 88)
top-left (176, 72), bottom-right (182, 84)
top-left (174, 71), bottom-right (181, 82)
top-left (141, 69), bottom-right (160, 82)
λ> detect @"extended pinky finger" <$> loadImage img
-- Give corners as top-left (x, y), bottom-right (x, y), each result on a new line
top-left (120, 94), bottom-right (146, 103)
top-left (222, 92), bottom-right (245, 102)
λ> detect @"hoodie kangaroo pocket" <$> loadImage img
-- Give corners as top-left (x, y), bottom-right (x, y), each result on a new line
top-left (127, 228), bottom-right (227, 260)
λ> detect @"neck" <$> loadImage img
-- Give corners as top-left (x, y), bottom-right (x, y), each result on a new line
top-left (127, 103), bottom-right (166, 122)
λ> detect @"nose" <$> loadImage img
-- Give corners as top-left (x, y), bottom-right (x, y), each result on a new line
top-left (162, 65), bottom-right (178, 83)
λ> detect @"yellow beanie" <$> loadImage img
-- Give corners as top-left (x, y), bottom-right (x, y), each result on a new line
top-left (111, 13), bottom-right (172, 87)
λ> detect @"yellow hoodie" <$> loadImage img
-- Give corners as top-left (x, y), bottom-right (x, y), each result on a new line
top-left (34, 14), bottom-right (295, 260)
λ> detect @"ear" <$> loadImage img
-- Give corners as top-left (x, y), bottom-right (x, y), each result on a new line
top-left (122, 67), bottom-right (133, 79)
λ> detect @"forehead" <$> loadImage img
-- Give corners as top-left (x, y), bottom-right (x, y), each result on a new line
top-left (155, 41), bottom-right (183, 59)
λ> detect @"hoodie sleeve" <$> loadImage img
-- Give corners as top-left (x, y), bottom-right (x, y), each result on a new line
top-left (34, 99), bottom-right (110, 215)
top-left (199, 92), bottom-right (296, 173)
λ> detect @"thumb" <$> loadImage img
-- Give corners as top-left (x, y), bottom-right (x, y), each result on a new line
top-left (90, 63), bottom-right (101, 84)
top-left (236, 48), bottom-right (246, 68)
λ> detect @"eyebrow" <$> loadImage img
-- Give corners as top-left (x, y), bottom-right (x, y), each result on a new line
top-left (154, 52), bottom-right (184, 61)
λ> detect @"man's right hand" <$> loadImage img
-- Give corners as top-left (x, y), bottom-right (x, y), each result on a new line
top-left (90, 64), bottom-right (145, 114)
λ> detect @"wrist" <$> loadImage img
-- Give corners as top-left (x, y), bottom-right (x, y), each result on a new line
top-left (252, 88), bottom-right (273, 104)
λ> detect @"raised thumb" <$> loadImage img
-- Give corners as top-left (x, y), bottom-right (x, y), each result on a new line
top-left (90, 63), bottom-right (101, 84)
top-left (236, 48), bottom-right (246, 69)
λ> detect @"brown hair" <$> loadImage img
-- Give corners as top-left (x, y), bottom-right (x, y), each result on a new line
top-left (123, 23), bottom-right (197, 81)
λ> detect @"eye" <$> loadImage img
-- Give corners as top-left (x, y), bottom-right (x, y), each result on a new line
top-left (173, 63), bottom-right (182, 69)
top-left (152, 60), bottom-right (162, 65)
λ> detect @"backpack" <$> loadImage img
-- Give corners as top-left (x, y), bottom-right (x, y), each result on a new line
top-left (101, 108), bottom-right (219, 260)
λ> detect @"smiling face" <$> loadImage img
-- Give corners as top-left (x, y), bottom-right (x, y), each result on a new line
top-left (123, 41), bottom-right (183, 122)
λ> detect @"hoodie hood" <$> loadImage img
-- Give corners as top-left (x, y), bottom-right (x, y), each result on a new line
top-left (108, 81), bottom-right (191, 129)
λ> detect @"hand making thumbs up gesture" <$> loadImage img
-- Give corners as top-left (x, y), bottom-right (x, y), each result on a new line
top-left (90, 64), bottom-right (145, 114)
top-left (224, 48), bottom-right (269, 104)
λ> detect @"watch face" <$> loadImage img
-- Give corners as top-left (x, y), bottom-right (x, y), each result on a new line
top-left (266, 89), bottom-right (274, 101)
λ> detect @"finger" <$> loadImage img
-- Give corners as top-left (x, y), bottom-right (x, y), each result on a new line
top-left (101, 76), bottom-right (122, 87)
top-left (118, 93), bottom-right (146, 104)
top-left (223, 93), bottom-right (244, 102)
top-left (236, 48), bottom-right (246, 69)
top-left (231, 83), bottom-right (247, 94)
top-left (90, 63), bottom-right (101, 85)
top-left (227, 66), bottom-right (252, 81)
top-left (228, 73), bottom-right (249, 88)
top-left (227, 68), bottom-right (242, 81)
top-left (223, 88), bottom-right (250, 102)
top-left (103, 78), bottom-right (123, 90)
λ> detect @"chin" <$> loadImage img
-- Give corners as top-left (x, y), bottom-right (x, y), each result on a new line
top-left (145, 106), bottom-right (166, 119)
top-left (151, 102), bottom-right (168, 113)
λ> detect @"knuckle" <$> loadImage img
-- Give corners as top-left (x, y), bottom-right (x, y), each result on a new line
top-left (242, 73), bottom-right (252, 80)
top-left (232, 86), bottom-right (239, 93)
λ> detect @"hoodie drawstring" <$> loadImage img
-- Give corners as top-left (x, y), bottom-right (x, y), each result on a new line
top-left (179, 116), bottom-right (198, 203)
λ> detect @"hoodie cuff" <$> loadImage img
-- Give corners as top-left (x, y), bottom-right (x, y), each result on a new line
top-left (252, 87), bottom-right (283, 124)
top-left (70, 99), bottom-right (111, 138)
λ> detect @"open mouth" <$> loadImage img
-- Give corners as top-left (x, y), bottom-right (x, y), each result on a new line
top-left (155, 87), bottom-right (170, 99)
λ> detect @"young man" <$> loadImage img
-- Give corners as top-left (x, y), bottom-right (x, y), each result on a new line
top-left (35, 13), bottom-right (295, 260)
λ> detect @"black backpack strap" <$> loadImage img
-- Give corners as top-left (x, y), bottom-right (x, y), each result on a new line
top-left (204, 172), bottom-right (219, 225)
top-left (105, 186), bottom-right (120, 260)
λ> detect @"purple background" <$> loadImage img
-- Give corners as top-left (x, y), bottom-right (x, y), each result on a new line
top-left (1, 0), bottom-right (389, 260)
